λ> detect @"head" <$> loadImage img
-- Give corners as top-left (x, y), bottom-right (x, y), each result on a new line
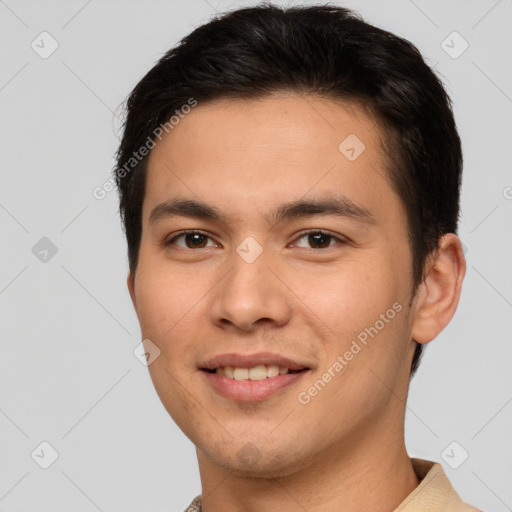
top-left (114, 4), bottom-right (464, 476)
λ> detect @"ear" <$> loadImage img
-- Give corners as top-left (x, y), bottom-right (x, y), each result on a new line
top-left (411, 233), bottom-right (466, 344)
top-left (127, 272), bottom-right (137, 311)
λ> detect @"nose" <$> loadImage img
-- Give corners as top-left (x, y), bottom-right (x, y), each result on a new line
top-left (209, 248), bottom-right (293, 332)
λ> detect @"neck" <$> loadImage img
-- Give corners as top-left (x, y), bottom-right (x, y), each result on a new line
top-left (196, 416), bottom-right (419, 512)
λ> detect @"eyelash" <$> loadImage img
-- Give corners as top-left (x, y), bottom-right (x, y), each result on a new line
top-left (165, 229), bottom-right (347, 251)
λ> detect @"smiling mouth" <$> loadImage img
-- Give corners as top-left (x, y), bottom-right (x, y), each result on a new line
top-left (202, 364), bottom-right (309, 380)
top-left (199, 352), bottom-right (312, 401)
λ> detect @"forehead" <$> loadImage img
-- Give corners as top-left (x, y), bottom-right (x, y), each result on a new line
top-left (143, 92), bottom-right (398, 224)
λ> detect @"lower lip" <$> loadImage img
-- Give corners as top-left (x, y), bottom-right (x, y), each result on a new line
top-left (202, 370), bottom-right (308, 401)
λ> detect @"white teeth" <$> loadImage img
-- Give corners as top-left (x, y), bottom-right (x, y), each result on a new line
top-left (267, 365), bottom-right (280, 377)
top-left (248, 365), bottom-right (267, 380)
top-left (233, 368), bottom-right (249, 380)
top-left (215, 365), bottom-right (292, 379)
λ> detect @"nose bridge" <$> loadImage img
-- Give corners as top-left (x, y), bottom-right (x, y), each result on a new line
top-left (210, 239), bottom-right (291, 331)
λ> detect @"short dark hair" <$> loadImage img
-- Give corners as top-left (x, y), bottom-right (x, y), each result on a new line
top-left (114, 3), bottom-right (463, 378)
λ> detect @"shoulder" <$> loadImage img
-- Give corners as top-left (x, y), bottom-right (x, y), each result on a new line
top-left (394, 458), bottom-right (484, 512)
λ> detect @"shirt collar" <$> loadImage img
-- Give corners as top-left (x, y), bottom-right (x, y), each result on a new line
top-left (392, 458), bottom-right (481, 511)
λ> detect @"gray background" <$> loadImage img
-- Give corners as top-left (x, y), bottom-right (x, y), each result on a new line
top-left (1, 0), bottom-right (511, 511)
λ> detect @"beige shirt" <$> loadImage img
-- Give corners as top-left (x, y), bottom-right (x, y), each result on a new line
top-left (183, 458), bottom-right (483, 512)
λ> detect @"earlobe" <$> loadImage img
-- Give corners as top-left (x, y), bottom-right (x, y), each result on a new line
top-left (410, 233), bottom-right (466, 344)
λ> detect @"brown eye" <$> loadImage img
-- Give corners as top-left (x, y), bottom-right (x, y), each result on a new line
top-left (293, 230), bottom-right (345, 249)
top-left (308, 232), bottom-right (332, 248)
top-left (167, 231), bottom-right (215, 249)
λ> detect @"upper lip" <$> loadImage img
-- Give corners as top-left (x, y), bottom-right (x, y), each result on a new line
top-left (200, 352), bottom-right (310, 371)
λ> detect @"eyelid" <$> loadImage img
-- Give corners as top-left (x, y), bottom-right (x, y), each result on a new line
top-left (165, 229), bottom-right (219, 247)
top-left (290, 229), bottom-right (348, 248)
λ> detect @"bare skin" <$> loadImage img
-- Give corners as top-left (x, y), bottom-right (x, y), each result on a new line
top-left (127, 92), bottom-right (466, 512)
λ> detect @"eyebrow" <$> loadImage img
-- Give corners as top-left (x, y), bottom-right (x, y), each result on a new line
top-left (149, 196), bottom-right (376, 227)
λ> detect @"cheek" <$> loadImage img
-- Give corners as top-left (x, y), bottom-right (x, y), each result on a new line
top-left (289, 253), bottom-right (402, 335)
top-left (133, 259), bottom-right (206, 344)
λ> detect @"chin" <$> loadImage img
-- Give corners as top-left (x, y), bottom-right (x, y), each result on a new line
top-left (199, 437), bottom-right (312, 479)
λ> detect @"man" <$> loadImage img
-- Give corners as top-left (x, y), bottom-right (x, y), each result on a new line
top-left (114, 4), bottom-right (482, 511)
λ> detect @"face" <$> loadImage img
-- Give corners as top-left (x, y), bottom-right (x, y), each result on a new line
top-left (128, 93), bottom-right (420, 477)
